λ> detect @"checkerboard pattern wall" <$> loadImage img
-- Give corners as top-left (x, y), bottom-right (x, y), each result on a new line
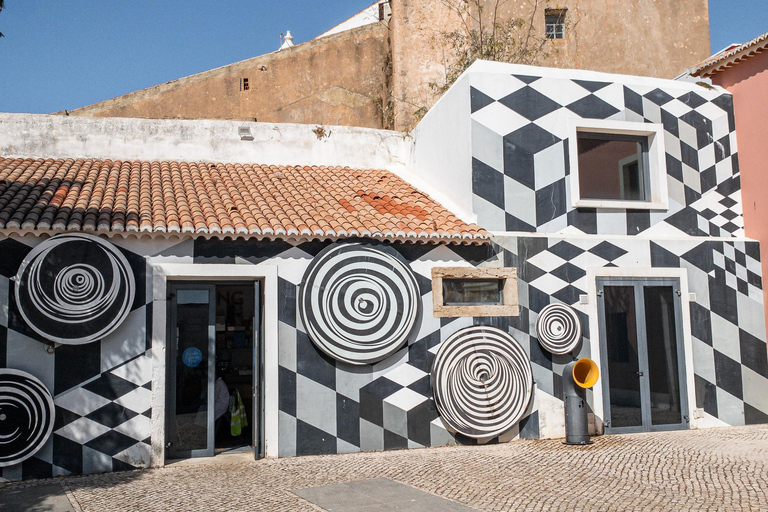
top-left (0, 238), bottom-right (152, 482)
top-left (256, 240), bottom-right (541, 457)
top-left (468, 71), bottom-right (743, 238)
top-left (492, 234), bottom-right (768, 427)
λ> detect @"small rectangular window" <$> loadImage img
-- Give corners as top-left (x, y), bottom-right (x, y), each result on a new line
top-left (432, 268), bottom-right (518, 317)
top-left (242, 78), bottom-right (250, 91)
top-left (545, 9), bottom-right (566, 39)
top-left (443, 279), bottom-right (503, 306)
top-left (577, 132), bottom-right (649, 202)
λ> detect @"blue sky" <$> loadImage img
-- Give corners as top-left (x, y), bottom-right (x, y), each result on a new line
top-left (0, 0), bottom-right (765, 114)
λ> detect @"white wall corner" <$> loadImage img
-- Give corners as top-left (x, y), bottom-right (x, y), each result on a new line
top-left (410, 73), bottom-right (475, 224)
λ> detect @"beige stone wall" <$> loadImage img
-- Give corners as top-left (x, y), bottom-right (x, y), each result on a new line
top-left (387, 0), bottom-right (710, 130)
top-left (67, 0), bottom-right (711, 131)
top-left (533, 0), bottom-right (711, 78)
top-left (68, 24), bottom-right (391, 129)
top-left (389, 0), bottom-right (463, 130)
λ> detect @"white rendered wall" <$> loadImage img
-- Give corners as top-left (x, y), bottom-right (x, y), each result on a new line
top-left (410, 72), bottom-right (475, 223)
top-left (0, 113), bottom-right (475, 226)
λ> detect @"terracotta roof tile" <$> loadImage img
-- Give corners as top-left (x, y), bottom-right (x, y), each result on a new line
top-left (688, 31), bottom-right (768, 77)
top-left (0, 157), bottom-right (488, 244)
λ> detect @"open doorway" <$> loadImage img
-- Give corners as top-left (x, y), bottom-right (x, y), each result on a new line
top-left (166, 282), bottom-right (261, 460)
top-left (214, 284), bottom-right (256, 453)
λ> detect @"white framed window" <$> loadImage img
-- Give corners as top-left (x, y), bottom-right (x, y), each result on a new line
top-left (568, 119), bottom-right (668, 210)
top-left (431, 267), bottom-right (518, 317)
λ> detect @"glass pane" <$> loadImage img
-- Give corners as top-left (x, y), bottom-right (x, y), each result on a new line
top-left (443, 279), bottom-right (502, 305)
top-left (604, 286), bottom-right (643, 428)
top-left (172, 290), bottom-right (210, 452)
top-left (644, 286), bottom-right (683, 426)
top-left (578, 133), bottom-right (648, 201)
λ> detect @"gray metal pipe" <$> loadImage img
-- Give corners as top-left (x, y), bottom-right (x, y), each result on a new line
top-left (563, 360), bottom-right (592, 445)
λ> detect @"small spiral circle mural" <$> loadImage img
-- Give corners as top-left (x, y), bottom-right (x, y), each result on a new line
top-left (15, 234), bottom-right (135, 345)
top-left (535, 303), bottom-right (582, 355)
top-left (432, 326), bottom-right (533, 439)
top-left (0, 369), bottom-right (55, 467)
top-left (299, 243), bottom-right (420, 365)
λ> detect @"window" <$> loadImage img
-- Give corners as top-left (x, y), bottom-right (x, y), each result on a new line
top-left (432, 267), bottom-right (518, 317)
top-left (568, 119), bottom-right (668, 210)
top-left (577, 132), bottom-right (649, 201)
top-left (241, 78), bottom-right (250, 91)
top-left (545, 9), bottom-right (567, 39)
top-left (443, 279), bottom-right (503, 306)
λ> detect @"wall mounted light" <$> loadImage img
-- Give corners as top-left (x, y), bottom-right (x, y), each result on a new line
top-left (238, 126), bottom-right (254, 141)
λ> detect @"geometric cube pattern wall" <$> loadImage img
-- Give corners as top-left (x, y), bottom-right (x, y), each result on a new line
top-left (256, 240), bottom-right (539, 458)
top-left (492, 234), bottom-right (768, 427)
top-left (469, 71), bottom-right (743, 238)
top-left (0, 237), bottom-right (152, 482)
top-left (1, 229), bottom-right (765, 482)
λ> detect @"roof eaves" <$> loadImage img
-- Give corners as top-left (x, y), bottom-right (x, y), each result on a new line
top-left (689, 32), bottom-right (768, 77)
top-left (0, 225), bottom-right (490, 245)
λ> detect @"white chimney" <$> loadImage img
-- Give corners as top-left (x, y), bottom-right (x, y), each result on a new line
top-left (279, 30), bottom-right (295, 50)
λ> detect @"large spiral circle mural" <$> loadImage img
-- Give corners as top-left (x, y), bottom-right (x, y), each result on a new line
top-left (0, 369), bottom-right (55, 467)
top-left (15, 234), bottom-right (135, 345)
top-left (535, 303), bottom-right (582, 355)
top-left (432, 326), bottom-right (533, 439)
top-left (299, 243), bottom-right (420, 365)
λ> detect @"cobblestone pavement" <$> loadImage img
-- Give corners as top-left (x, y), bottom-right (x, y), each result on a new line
top-left (4, 425), bottom-right (768, 511)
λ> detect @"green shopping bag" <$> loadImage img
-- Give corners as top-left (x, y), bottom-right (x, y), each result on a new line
top-left (230, 389), bottom-right (248, 436)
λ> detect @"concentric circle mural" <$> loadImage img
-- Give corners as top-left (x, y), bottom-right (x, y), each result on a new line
top-left (299, 243), bottom-right (420, 365)
top-left (432, 326), bottom-right (533, 439)
top-left (535, 303), bottom-right (582, 355)
top-left (15, 234), bottom-right (135, 345)
top-left (0, 369), bottom-right (55, 467)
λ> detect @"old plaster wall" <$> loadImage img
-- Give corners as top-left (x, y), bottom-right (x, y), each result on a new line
top-left (63, 0), bottom-right (712, 132)
top-left (486, 0), bottom-right (710, 79)
top-left (68, 25), bottom-right (390, 129)
top-left (389, 0), bottom-right (712, 129)
top-left (388, 0), bottom-right (463, 130)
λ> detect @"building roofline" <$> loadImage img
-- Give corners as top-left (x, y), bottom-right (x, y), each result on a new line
top-left (64, 23), bottom-right (385, 116)
top-left (687, 31), bottom-right (768, 78)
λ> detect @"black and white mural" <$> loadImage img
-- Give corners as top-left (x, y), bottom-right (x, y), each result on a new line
top-left (535, 303), bottom-right (582, 355)
top-left (431, 326), bottom-right (533, 438)
top-left (299, 243), bottom-right (420, 365)
top-left (192, 238), bottom-right (538, 457)
top-left (467, 67), bottom-right (742, 238)
top-left (493, 234), bottom-right (768, 427)
top-left (0, 369), bottom-right (55, 467)
top-left (15, 234), bottom-right (135, 345)
top-left (0, 235), bottom-right (151, 482)
top-left (0, 64), bottom-right (765, 482)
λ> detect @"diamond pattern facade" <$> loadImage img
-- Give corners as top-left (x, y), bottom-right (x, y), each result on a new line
top-left (0, 63), bottom-right (765, 483)
top-left (261, 241), bottom-right (536, 457)
top-left (491, 234), bottom-right (768, 427)
top-left (0, 238), bottom-right (152, 482)
top-left (469, 71), bottom-right (743, 237)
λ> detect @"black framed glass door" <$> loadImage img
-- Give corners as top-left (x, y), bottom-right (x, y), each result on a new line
top-left (166, 282), bottom-right (262, 461)
top-left (166, 284), bottom-right (216, 459)
top-left (597, 278), bottom-right (688, 433)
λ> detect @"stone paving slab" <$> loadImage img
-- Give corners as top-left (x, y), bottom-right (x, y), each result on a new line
top-left (0, 483), bottom-right (74, 512)
top-left (293, 478), bottom-right (477, 511)
top-left (1, 425), bottom-right (767, 511)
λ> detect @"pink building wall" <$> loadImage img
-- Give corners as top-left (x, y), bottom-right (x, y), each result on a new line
top-left (710, 51), bottom-right (768, 340)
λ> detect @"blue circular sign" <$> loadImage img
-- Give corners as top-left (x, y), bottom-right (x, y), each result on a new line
top-left (182, 347), bottom-right (203, 368)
